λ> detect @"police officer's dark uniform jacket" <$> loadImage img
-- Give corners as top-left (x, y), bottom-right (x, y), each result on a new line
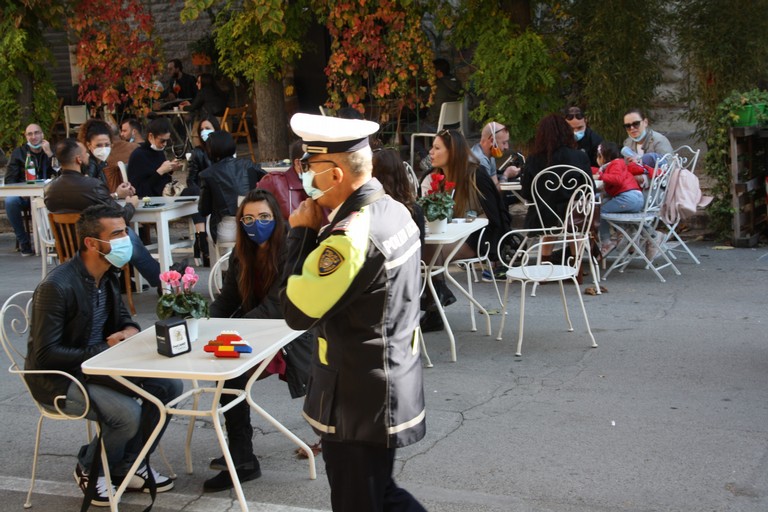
top-left (280, 178), bottom-right (425, 448)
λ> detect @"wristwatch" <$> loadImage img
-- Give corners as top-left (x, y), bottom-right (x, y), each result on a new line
top-left (111, 192), bottom-right (119, 200)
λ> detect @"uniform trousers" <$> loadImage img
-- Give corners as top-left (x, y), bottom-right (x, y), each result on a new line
top-left (322, 439), bottom-right (426, 512)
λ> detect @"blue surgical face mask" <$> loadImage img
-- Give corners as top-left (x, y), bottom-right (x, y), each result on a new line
top-left (574, 130), bottom-right (585, 141)
top-left (630, 129), bottom-right (647, 143)
top-left (27, 142), bottom-right (42, 150)
top-left (242, 220), bottom-right (275, 245)
top-left (94, 235), bottom-right (133, 268)
top-left (301, 167), bottom-right (335, 200)
top-left (200, 129), bottom-right (214, 142)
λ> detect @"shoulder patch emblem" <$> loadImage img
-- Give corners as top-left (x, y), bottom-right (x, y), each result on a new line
top-left (318, 246), bottom-right (345, 276)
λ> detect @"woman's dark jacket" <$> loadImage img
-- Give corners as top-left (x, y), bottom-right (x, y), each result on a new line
top-left (520, 146), bottom-right (593, 229)
top-left (198, 157), bottom-right (266, 242)
top-left (469, 168), bottom-right (512, 262)
top-left (186, 146), bottom-right (210, 189)
top-left (183, 86), bottom-right (227, 118)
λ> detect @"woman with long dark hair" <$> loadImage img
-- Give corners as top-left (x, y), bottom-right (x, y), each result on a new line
top-left (204, 188), bottom-right (309, 492)
top-left (180, 73), bottom-right (228, 118)
top-left (520, 114), bottom-right (593, 229)
top-left (372, 147), bottom-right (425, 244)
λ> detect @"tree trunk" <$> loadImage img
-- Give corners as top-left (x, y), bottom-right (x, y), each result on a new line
top-left (17, 70), bottom-right (34, 124)
top-left (253, 77), bottom-right (288, 161)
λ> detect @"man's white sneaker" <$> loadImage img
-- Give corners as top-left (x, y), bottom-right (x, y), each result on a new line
top-left (74, 464), bottom-right (117, 507)
top-left (121, 463), bottom-right (174, 493)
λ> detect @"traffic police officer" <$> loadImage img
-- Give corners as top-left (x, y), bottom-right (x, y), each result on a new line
top-left (280, 113), bottom-right (427, 512)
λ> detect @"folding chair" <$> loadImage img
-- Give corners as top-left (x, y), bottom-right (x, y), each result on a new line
top-left (63, 105), bottom-right (89, 138)
top-left (31, 197), bottom-right (58, 279)
top-left (495, 179), bottom-right (598, 356)
top-left (601, 155), bottom-right (682, 282)
top-left (48, 212), bottom-right (136, 315)
top-left (658, 146), bottom-right (703, 264)
top-left (221, 105), bottom-right (256, 162)
top-left (453, 227), bottom-right (504, 332)
top-left (1, 291), bottom-right (113, 509)
top-left (410, 100), bottom-right (465, 169)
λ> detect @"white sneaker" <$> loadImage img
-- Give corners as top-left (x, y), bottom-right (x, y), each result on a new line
top-left (131, 463), bottom-right (174, 493)
top-left (74, 464), bottom-right (117, 507)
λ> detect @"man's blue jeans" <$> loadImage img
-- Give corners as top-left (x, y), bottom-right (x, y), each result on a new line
top-left (599, 189), bottom-right (645, 242)
top-left (127, 228), bottom-right (161, 288)
top-left (5, 196), bottom-right (31, 249)
top-left (64, 377), bottom-right (183, 475)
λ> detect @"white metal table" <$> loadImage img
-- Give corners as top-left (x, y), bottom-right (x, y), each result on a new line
top-left (81, 318), bottom-right (316, 512)
top-left (129, 196), bottom-right (198, 274)
top-left (0, 181), bottom-right (47, 255)
top-left (424, 218), bottom-right (491, 362)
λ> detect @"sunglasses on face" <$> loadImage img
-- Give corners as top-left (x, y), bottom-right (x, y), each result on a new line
top-left (623, 120), bottom-right (642, 130)
top-left (241, 213), bottom-right (274, 226)
top-left (565, 113), bottom-right (584, 120)
top-left (299, 159), bottom-right (338, 176)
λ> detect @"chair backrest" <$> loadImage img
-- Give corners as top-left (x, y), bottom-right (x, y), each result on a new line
top-left (673, 145), bottom-right (700, 174)
top-left (318, 105), bottom-right (333, 117)
top-left (63, 105), bottom-right (88, 126)
top-left (530, 165), bottom-right (594, 237)
top-left (32, 198), bottom-right (56, 249)
top-left (436, 100), bottom-right (465, 133)
top-left (221, 105), bottom-right (249, 136)
top-left (48, 212), bottom-right (82, 262)
top-left (403, 161), bottom-right (420, 197)
top-left (208, 250), bottom-right (232, 300)
top-left (117, 161), bottom-right (128, 184)
top-left (1, 290), bottom-right (91, 418)
top-left (643, 154), bottom-right (679, 215)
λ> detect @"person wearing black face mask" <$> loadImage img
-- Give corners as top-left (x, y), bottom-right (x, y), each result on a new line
top-left (202, 188), bottom-right (312, 493)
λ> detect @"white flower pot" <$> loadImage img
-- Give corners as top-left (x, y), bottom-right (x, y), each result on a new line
top-left (427, 218), bottom-right (448, 234)
top-left (185, 317), bottom-right (199, 342)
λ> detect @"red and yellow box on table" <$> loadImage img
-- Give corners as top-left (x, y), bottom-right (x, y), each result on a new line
top-left (203, 331), bottom-right (253, 358)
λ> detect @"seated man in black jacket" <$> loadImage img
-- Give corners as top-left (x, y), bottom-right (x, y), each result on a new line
top-left (24, 204), bottom-right (182, 506)
top-left (45, 138), bottom-right (162, 290)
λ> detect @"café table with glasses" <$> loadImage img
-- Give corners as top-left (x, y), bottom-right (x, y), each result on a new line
top-left (81, 317), bottom-right (316, 512)
top-left (124, 196), bottom-right (198, 290)
top-left (423, 217), bottom-right (491, 362)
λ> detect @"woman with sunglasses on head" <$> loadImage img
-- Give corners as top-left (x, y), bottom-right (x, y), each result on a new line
top-left (179, 115), bottom-right (220, 266)
top-left (421, 129), bottom-right (511, 330)
top-left (622, 108), bottom-right (673, 168)
top-left (204, 188), bottom-right (312, 492)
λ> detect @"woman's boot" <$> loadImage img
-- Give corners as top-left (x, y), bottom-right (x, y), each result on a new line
top-left (195, 232), bottom-right (211, 267)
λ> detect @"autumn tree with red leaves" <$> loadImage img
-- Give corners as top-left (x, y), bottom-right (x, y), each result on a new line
top-left (70, 0), bottom-right (162, 116)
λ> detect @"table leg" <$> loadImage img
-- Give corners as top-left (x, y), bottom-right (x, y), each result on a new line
top-left (156, 212), bottom-right (172, 272)
top-left (245, 350), bottom-right (317, 480)
top-left (425, 246), bottom-right (456, 362)
top-left (210, 380), bottom-right (250, 512)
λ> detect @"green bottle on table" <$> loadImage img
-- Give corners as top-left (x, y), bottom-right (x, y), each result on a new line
top-left (24, 154), bottom-right (37, 183)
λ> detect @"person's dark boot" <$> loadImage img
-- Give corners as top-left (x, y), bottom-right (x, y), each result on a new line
top-left (203, 454), bottom-right (261, 493)
top-left (195, 232), bottom-right (210, 267)
top-left (420, 310), bottom-right (444, 333)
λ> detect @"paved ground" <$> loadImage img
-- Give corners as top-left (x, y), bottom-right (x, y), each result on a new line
top-left (0, 230), bottom-right (767, 512)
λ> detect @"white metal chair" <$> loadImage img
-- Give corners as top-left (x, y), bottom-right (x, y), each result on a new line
top-left (602, 154), bottom-right (682, 282)
top-left (208, 250), bottom-right (232, 300)
top-left (416, 260), bottom-right (433, 368)
top-left (63, 105), bottom-right (89, 138)
top-left (495, 180), bottom-right (598, 357)
top-left (31, 197), bottom-right (58, 279)
top-left (117, 161), bottom-right (128, 184)
top-left (410, 100), bottom-right (465, 169)
top-left (658, 146), bottom-right (703, 265)
top-left (0, 291), bottom-right (113, 509)
top-left (453, 227), bottom-right (504, 332)
top-left (403, 161), bottom-right (420, 197)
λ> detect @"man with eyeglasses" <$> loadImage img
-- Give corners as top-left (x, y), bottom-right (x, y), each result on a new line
top-left (565, 106), bottom-right (603, 168)
top-left (281, 113), bottom-right (427, 512)
top-left (126, 118), bottom-right (181, 198)
top-left (4, 123), bottom-right (54, 256)
top-left (622, 108), bottom-right (673, 168)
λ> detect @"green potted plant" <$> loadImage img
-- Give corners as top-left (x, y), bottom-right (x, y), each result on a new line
top-left (417, 172), bottom-right (455, 233)
top-left (157, 266), bottom-right (209, 341)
